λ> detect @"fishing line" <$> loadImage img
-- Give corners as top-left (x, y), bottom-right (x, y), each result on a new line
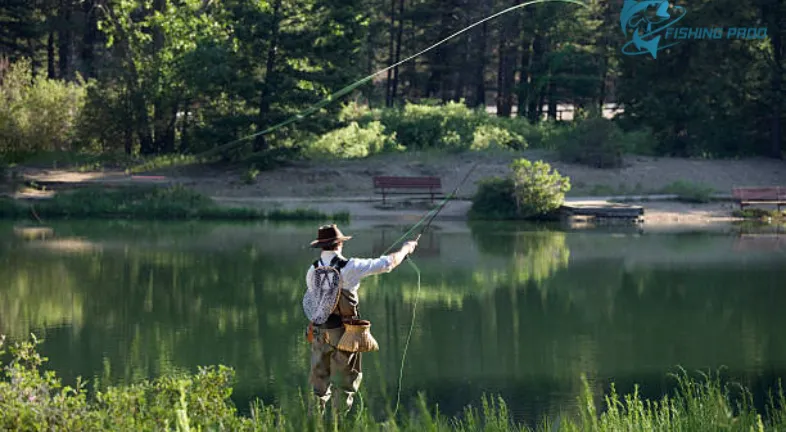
top-left (126, 0), bottom-right (588, 172)
top-left (374, 162), bottom-right (478, 417)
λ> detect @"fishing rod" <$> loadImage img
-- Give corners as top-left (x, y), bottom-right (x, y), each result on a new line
top-left (381, 162), bottom-right (479, 256)
top-left (384, 161), bottom-right (477, 417)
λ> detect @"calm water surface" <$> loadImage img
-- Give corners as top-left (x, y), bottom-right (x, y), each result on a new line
top-left (2, 220), bottom-right (786, 424)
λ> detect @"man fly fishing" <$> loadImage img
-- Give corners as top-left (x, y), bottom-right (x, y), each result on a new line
top-left (303, 224), bottom-right (418, 415)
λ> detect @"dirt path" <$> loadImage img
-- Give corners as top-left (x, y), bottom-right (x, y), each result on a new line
top-left (11, 150), bottom-right (786, 226)
top-left (18, 150), bottom-right (786, 198)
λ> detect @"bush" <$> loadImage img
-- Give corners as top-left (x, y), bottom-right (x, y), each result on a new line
top-left (510, 159), bottom-right (571, 218)
top-left (303, 121), bottom-right (401, 159)
top-left (471, 124), bottom-right (524, 151)
top-left (732, 208), bottom-right (784, 220)
top-left (75, 81), bottom-right (131, 154)
top-left (0, 59), bottom-right (86, 162)
top-left (469, 177), bottom-right (519, 220)
top-left (470, 159), bottom-right (570, 220)
top-left (347, 101), bottom-right (533, 151)
top-left (554, 117), bottom-right (626, 168)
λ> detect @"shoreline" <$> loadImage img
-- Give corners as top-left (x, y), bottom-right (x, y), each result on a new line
top-left (4, 191), bottom-right (782, 229)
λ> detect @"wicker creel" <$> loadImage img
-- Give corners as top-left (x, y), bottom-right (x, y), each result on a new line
top-left (337, 319), bottom-right (379, 353)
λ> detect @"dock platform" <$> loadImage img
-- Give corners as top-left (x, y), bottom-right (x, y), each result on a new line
top-left (560, 200), bottom-right (644, 220)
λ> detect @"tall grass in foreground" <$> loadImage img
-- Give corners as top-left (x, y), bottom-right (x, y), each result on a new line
top-left (1, 336), bottom-right (785, 431)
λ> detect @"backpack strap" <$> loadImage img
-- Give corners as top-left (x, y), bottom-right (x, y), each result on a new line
top-left (313, 256), bottom-right (349, 270)
top-left (331, 256), bottom-right (349, 270)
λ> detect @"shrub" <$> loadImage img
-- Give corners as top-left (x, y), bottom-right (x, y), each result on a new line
top-left (75, 81), bottom-right (131, 154)
top-left (471, 124), bottom-right (524, 151)
top-left (554, 117), bottom-right (626, 168)
top-left (661, 180), bottom-right (716, 203)
top-left (470, 159), bottom-right (570, 220)
top-left (303, 121), bottom-right (401, 159)
top-left (510, 159), bottom-right (571, 218)
top-left (0, 59), bottom-right (86, 162)
top-left (732, 208), bottom-right (784, 220)
top-left (356, 101), bottom-right (534, 151)
top-left (469, 177), bottom-right (519, 220)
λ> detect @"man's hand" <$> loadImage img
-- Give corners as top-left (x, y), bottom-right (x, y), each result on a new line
top-left (402, 240), bottom-right (418, 256)
top-left (388, 239), bottom-right (420, 268)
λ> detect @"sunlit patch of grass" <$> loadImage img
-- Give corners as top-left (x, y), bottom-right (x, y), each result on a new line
top-left (0, 187), bottom-right (350, 222)
top-left (126, 154), bottom-right (201, 174)
top-left (732, 208), bottom-right (785, 221)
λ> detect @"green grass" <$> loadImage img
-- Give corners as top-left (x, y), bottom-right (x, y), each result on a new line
top-left (660, 180), bottom-right (717, 203)
top-left (1, 336), bottom-right (785, 431)
top-left (732, 208), bottom-right (786, 221)
top-left (0, 186), bottom-right (350, 222)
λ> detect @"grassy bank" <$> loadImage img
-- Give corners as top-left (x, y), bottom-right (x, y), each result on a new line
top-left (732, 208), bottom-right (786, 222)
top-left (1, 336), bottom-right (784, 431)
top-left (0, 186), bottom-right (349, 222)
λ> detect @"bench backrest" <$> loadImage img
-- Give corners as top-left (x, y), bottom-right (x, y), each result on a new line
top-left (373, 176), bottom-right (441, 189)
top-left (732, 187), bottom-right (783, 201)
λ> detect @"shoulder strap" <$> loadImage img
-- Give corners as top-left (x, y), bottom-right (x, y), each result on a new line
top-left (331, 256), bottom-right (349, 269)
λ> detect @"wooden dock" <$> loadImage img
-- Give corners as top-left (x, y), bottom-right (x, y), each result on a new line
top-left (560, 200), bottom-right (644, 220)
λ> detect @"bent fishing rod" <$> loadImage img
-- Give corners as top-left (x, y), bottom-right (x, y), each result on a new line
top-left (380, 161), bottom-right (479, 257)
top-left (413, 162), bottom-right (479, 243)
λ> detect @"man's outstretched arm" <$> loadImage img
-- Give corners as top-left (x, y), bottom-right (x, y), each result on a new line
top-left (348, 240), bottom-right (419, 280)
top-left (386, 240), bottom-right (419, 270)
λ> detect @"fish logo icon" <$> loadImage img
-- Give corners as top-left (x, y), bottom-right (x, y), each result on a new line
top-left (620, 0), bottom-right (687, 58)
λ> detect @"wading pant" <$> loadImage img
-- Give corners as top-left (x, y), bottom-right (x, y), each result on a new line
top-left (309, 326), bottom-right (363, 416)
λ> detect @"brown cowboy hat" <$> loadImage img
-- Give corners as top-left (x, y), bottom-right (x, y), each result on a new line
top-left (310, 224), bottom-right (352, 248)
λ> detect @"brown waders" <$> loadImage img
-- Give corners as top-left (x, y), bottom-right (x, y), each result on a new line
top-left (308, 290), bottom-right (362, 416)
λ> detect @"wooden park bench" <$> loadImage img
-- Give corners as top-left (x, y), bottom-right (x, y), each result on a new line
top-left (732, 187), bottom-right (786, 211)
top-left (373, 176), bottom-right (442, 204)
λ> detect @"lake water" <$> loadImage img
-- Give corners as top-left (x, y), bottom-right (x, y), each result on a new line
top-left (2, 220), bottom-right (786, 424)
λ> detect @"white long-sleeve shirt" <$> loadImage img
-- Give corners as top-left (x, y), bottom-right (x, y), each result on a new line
top-left (305, 251), bottom-right (394, 294)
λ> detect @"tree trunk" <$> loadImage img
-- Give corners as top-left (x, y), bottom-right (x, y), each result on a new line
top-left (364, 6), bottom-right (375, 103)
top-left (472, 0), bottom-right (492, 107)
top-left (47, 31), bottom-right (56, 79)
top-left (426, 2), bottom-right (450, 99)
top-left (537, 88), bottom-right (546, 121)
top-left (596, 1), bottom-right (614, 113)
top-left (454, 2), bottom-right (470, 103)
top-left (768, 4), bottom-right (783, 159)
top-left (81, 0), bottom-right (97, 78)
top-left (496, 0), bottom-right (520, 117)
top-left (254, 0), bottom-right (283, 152)
top-left (527, 33), bottom-right (544, 123)
top-left (391, 0), bottom-right (405, 105)
top-left (58, 0), bottom-right (73, 81)
top-left (180, 101), bottom-right (190, 153)
top-left (516, 35), bottom-right (531, 118)
top-left (404, 2), bottom-right (417, 99)
top-left (547, 77), bottom-right (557, 121)
top-left (385, 0), bottom-right (397, 106)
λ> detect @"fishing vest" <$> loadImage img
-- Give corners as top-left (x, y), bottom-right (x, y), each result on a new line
top-left (313, 256), bottom-right (359, 329)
